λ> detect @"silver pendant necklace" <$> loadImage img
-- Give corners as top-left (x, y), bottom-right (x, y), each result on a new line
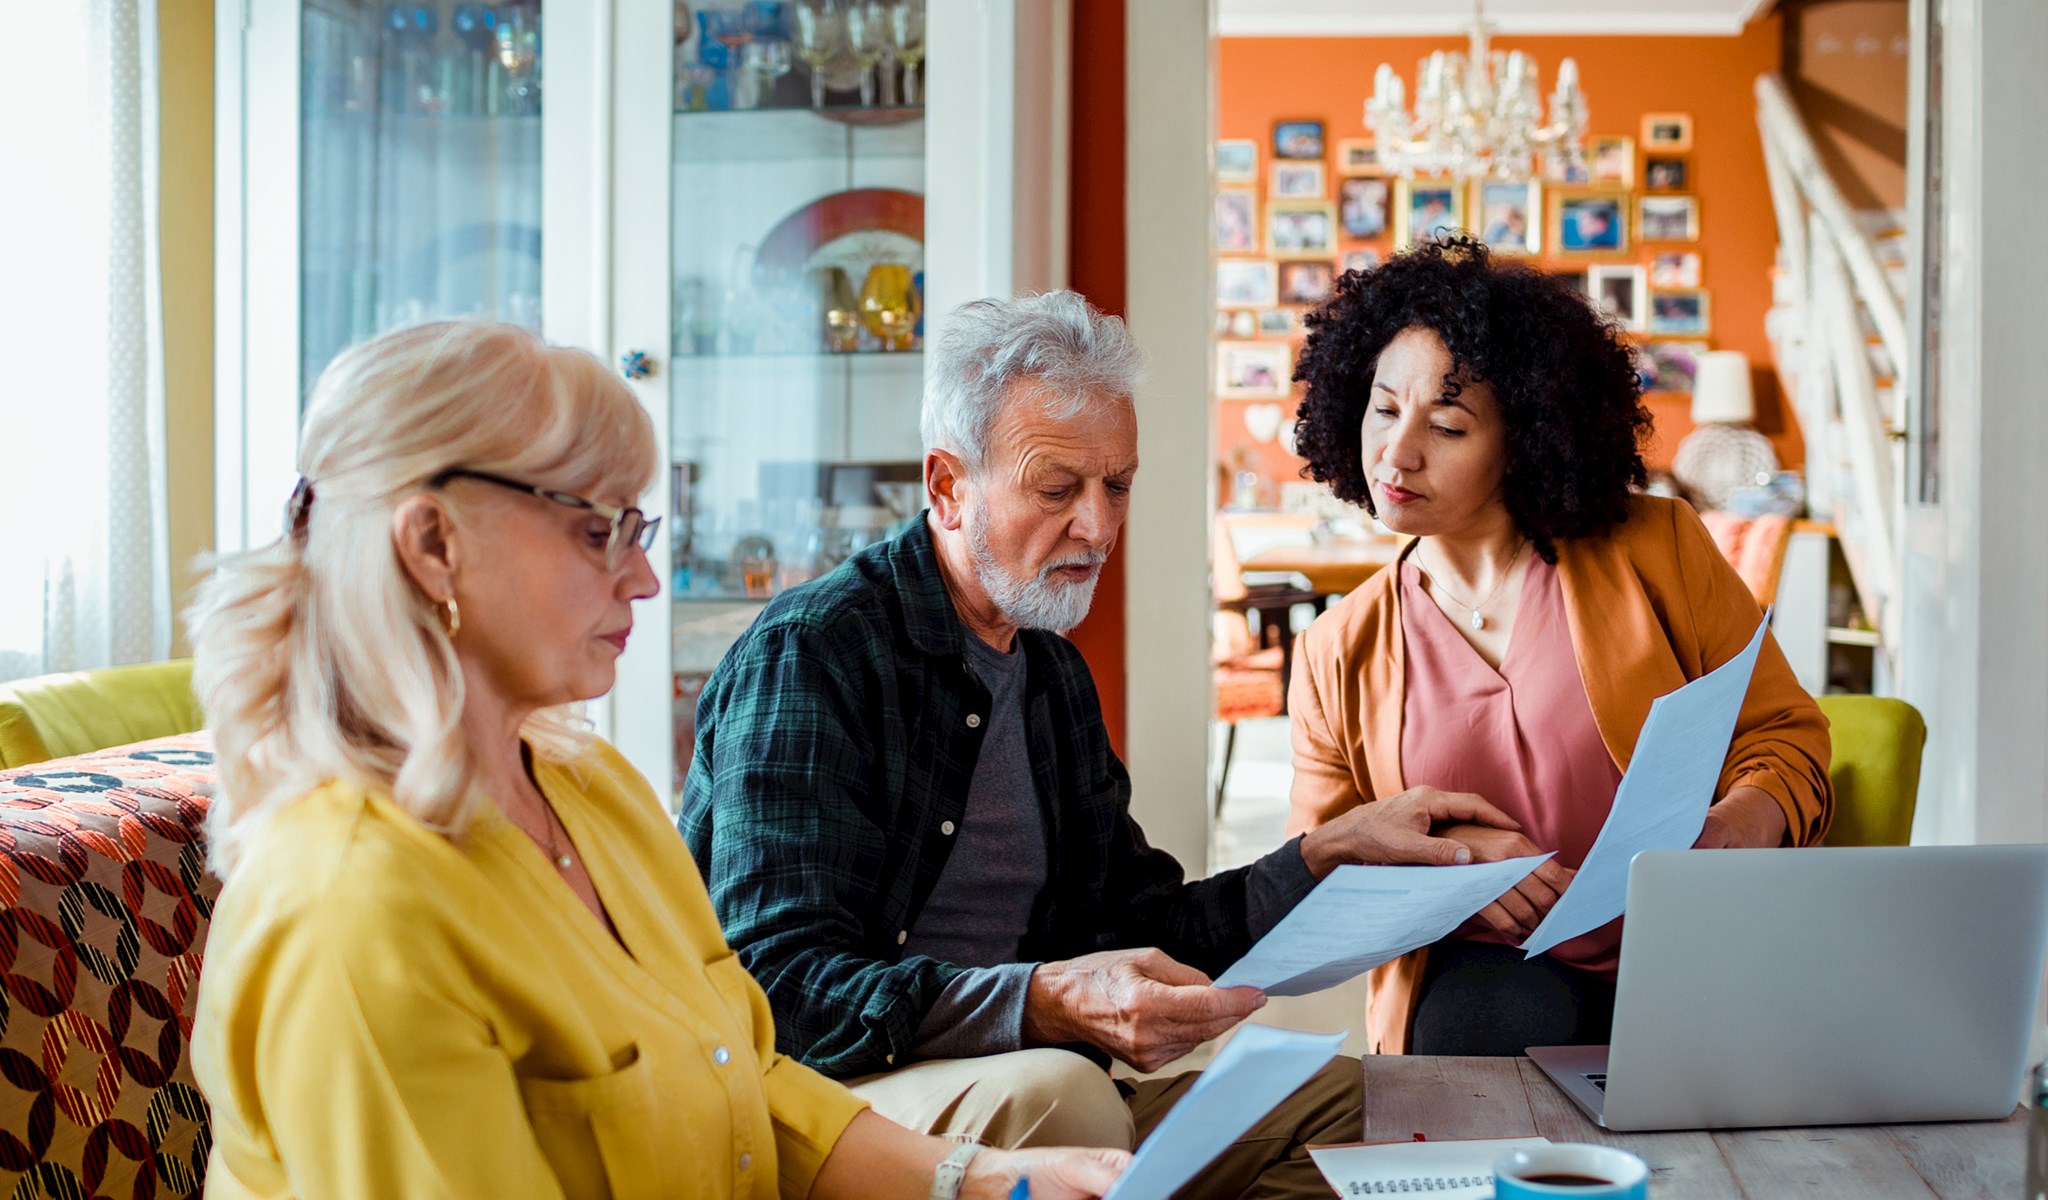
top-left (513, 797), bottom-right (575, 871)
top-left (1421, 538), bottom-right (1529, 631)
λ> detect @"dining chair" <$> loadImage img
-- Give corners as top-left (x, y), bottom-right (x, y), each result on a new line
top-left (1815, 694), bottom-right (1926, 847)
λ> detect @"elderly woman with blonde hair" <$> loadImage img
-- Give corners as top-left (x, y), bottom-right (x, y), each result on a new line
top-left (187, 321), bottom-right (1126, 1199)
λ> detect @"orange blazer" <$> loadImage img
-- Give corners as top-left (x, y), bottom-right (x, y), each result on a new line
top-left (1284, 495), bottom-right (1833, 1054)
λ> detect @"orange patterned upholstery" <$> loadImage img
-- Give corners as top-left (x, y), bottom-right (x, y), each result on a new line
top-left (0, 734), bottom-right (217, 1196)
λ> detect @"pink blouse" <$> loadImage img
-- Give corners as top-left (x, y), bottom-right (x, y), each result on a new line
top-left (1399, 555), bottom-right (1626, 976)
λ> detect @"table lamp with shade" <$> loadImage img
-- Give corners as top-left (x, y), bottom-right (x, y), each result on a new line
top-left (1671, 349), bottom-right (1779, 512)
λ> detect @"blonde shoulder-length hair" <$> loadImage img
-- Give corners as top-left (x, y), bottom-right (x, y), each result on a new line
top-left (187, 320), bottom-right (657, 877)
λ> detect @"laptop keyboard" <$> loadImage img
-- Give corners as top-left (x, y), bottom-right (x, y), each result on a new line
top-left (1585, 1073), bottom-right (1609, 1093)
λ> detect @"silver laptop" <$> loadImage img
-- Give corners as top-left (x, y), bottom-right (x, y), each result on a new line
top-left (1527, 845), bottom-right (2048, 1131)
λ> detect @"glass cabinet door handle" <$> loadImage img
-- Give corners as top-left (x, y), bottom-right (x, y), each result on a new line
top-left (619, 349), bottom-right (657, 380)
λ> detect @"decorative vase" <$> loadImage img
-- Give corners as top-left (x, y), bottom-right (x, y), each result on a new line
top-left (858, 262), bottom-right (920, 351)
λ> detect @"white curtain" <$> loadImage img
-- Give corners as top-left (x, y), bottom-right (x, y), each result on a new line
top-left (0, 0), bottom-right (170, 683)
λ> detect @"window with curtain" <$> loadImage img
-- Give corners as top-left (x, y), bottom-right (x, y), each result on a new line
top-left (0, 0), bottom-right (171, 683)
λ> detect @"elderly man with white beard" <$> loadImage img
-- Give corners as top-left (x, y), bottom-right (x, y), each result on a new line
top-left (681, 291), bottom-right (1519, 1199)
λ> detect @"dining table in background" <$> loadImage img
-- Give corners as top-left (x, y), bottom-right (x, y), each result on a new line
top-left (1239, 535), bottom-right (1405, 597)
top-left (1361, 1055), bottom-right (2025, 1199)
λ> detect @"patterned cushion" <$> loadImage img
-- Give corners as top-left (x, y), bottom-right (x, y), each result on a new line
top-left (0, 734), bottom-right (216, 1197)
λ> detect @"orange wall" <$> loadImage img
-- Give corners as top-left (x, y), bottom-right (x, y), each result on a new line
top-left (1218, 20), bottom-right (1803, 488)
top-left (1066, 0), bottom-right (1128, 753)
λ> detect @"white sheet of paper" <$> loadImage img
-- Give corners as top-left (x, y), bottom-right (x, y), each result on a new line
top-left (1520, 613), bottom-right (1772, 957)
top-left (1103, 1025), bottom-right (1346, 1200)
top-left (1212, 855), bottom-right (1554, 996)
top-left (1310, 1138), bottom-right (1551, 1199)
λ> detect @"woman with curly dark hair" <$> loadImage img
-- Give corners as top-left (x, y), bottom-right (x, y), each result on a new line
top-left (1282, 238), bottom-right (1833, 1057)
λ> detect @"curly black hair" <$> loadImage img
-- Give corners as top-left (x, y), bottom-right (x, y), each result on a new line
top-left (1292, 236), bottom-right (1651, 562)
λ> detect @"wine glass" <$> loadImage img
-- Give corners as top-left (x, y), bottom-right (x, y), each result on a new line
top-left (887, 0), bottom-right (925, 106)
top-left (792, 0), bottom-right (844, 109)
top-left (742, 2), bottom-right (791, 108)
top-left (700, 7), bottom-right (754, 109)
top-left (842, 0), bottom-right (887, 107)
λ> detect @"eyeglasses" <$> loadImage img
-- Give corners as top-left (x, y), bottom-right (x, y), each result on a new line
top-left (431, 468), bottom-right (660, 572)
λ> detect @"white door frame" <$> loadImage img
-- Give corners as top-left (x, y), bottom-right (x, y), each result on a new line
top-left (1122, 0), bottom-right (1216, 873)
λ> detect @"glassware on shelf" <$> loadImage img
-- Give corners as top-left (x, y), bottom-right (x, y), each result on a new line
top-left (700, 6), bottom-right (755, 109)
top-left (817, 266), bottom-right (862, 352)
top-left (495, 5), bottom-right (542, 115)
top-left (381, 4), bottom-right (437, 116)
top-left (887, 0), bottom-right (926, 106)
top-left (842, 1), bottom-right (888, 107)
top-left (452, 5), bottom-right (498, 115)
top-left (793, 0), bottom-right (844, 109)
top-left (741, 2), bottom-right (793, 108)
top-left (858, 263), bottom-right (920, 351)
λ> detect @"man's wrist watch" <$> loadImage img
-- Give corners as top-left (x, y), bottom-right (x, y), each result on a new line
top-left (929, 1140), bottom-right (984, 1200)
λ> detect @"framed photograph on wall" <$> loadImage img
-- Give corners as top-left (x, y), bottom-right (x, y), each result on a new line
top-left (1640, 340), bottom-right (1711, 392)
top-left (1642, 113), bottom-right (1695, 152)
top-left (1278, 260), bottom-right (1337, 306)
top-left (1335, 139), bottom-right (1382, 174)
top-left (1394, 178), bottom-right (1465, 249)
top-left (1650, 250), bottom-right (1703, 288)
top-left (1648, 288), bottom-right (1712, 336)
top-left (1550, 189), bottom-right (1631, 256)
top-left (1217, 342), bottom-right (1293, 398)
top-left (1473, 179), bottom-right (1541, 254)
top-left (1341, 248), bottom-right (1381, 274)
top-left (1257, 308), bottom-right (1300, 336)
top-left (1338, 176), bottom-right (1391, 240)
top-left (1273, 119), bottom-right (1326, 160)
top-left (1267, 201), bottom-right (1338, 256)
top-left (1644, 155), bottom-right (1689, 191)
top-left (1216, 139), bottom-right (1258, 183)
top-left (1639, 194), bottom-right (1701, 242)
top-left (1271, 162), bottom-right (1326, 199)
top-left (1588, 263), bottom-right (1649, 330)
top-left (1217, 259), bottom-right (1279, 308)
top-left (1216, 189), bottom-right (1258, 254)
top-left (1550, 268), bottom-right (1590, 298)
top-left (1590, 136), bottom-right (1635, 186)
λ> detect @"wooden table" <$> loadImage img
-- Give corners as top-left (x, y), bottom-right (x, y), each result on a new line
top-left (1362, 1056), bottom-right (2026, 1198)
top-left (1239, 538), bottom-right (1404, 596)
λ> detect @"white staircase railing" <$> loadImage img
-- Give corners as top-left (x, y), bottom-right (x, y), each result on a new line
top-left (1754, 72), bottom-right (1906, 660)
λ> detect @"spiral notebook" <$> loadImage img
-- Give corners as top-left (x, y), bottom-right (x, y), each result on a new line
top-left (1309, 1137), bottom-right (1550, 1198)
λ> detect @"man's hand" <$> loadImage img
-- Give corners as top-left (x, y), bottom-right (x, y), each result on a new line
top-left (1298, 786), bottom-right (1523, 879)
top-left (1023, 948), bottom-right (1264, 1074)
top-left (1694, 786), bottom-right (1789, 849)
top-left (1434, 823), bottom-right (1577, 939)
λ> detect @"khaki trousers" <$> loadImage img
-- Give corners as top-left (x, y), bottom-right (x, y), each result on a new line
top-left (846, 1049), bottom-right (1361, 1199)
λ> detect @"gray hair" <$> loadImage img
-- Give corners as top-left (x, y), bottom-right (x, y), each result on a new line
top-left (922, 290), bottom-right (1145, 467)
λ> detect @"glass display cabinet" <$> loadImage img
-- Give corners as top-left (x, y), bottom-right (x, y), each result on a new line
top-left (217, 0), bottom-right (1071, 802)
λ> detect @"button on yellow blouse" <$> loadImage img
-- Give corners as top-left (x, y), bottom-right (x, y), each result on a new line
top-left (193, 741), bottom-right (867, 1199)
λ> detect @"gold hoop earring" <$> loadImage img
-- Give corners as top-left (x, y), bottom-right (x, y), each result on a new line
top-left (441, 597), bottom-right (461, 638)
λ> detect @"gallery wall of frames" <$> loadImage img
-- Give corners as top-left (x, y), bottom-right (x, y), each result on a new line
top-left (1214, 20), bottom-right (1803, 502)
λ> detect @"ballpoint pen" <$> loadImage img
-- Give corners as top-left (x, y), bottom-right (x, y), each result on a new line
top-left (1008, 1179), bottom-right (1030, 1200)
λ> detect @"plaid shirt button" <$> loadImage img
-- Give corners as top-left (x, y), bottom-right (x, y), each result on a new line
top-left (941, 821), bottom-right (956, 835)
top-left (965, 713), bottom-right (982, 728)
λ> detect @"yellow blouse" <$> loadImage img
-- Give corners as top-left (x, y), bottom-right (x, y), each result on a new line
top-left (192, 740), bottom-right (867, 1199)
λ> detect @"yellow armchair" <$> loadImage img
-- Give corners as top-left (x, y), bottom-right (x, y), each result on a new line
top-left (1815, 694), bottom-right (1926, 848)
top-left (0, 659), bottom-right (205, 769)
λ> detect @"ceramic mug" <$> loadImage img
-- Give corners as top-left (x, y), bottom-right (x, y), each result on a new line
top-left (1493, 1144), bottom-right (1649, 1198)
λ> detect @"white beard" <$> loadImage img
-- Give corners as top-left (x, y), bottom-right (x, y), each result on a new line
top-left (967, 516), bottom-right (1106, 635)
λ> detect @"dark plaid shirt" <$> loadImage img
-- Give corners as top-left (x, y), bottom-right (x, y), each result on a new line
top-left (681, 516), bottom-right (1316, 1079)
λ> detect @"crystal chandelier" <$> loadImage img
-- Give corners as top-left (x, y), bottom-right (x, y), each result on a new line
top-left (1364, 1), bottom-right (1590, 181)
